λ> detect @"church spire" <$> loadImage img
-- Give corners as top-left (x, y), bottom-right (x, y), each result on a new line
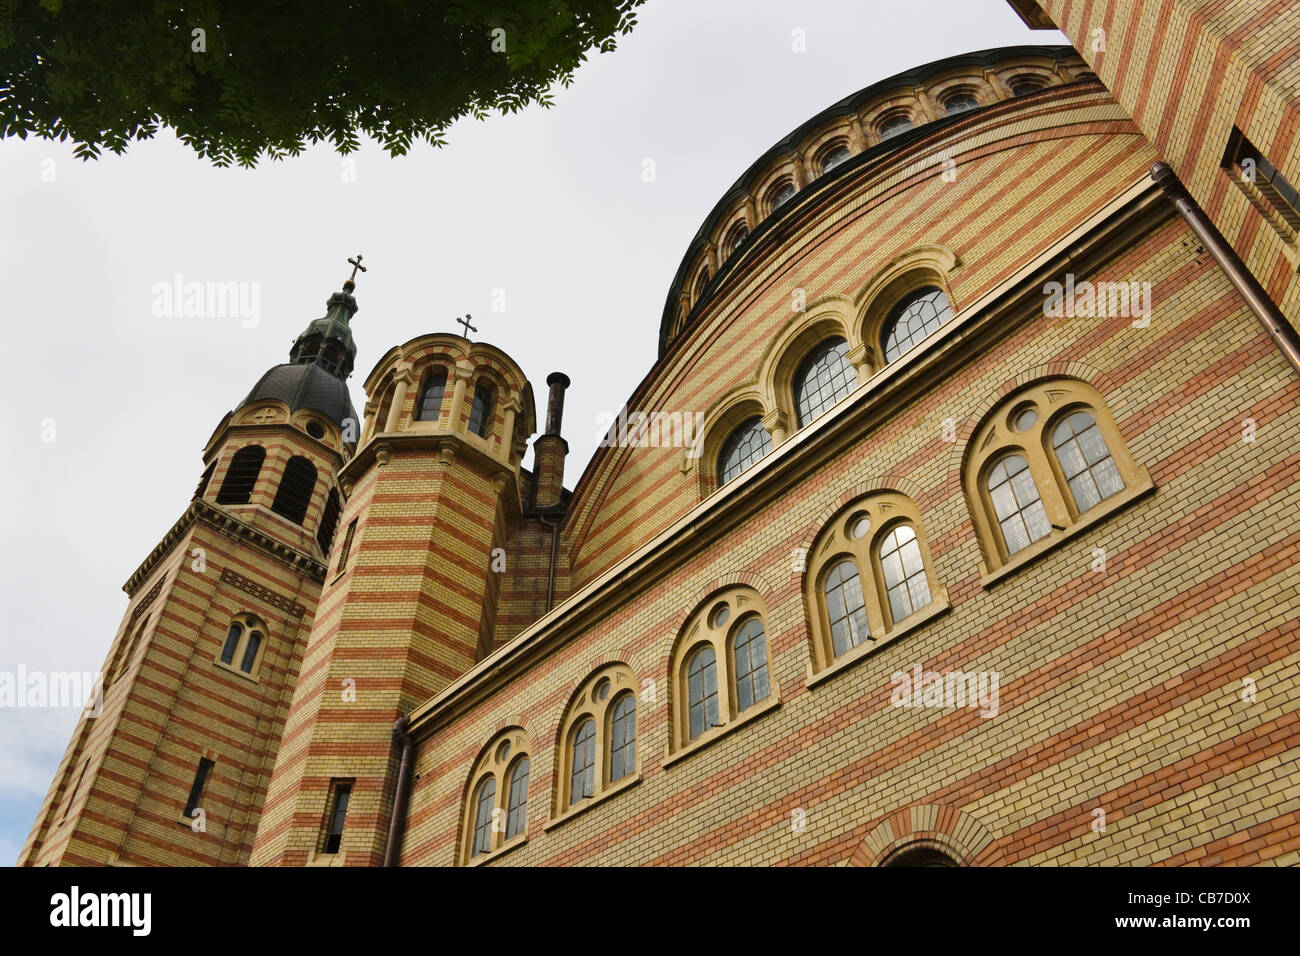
top-left (288, 255), bottom-right (365, 380)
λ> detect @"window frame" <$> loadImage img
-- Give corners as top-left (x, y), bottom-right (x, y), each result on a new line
top-left (414, 367), bottom-right (449, 422)
top-left (668, 587), bottom-right (778, 758)
top-left (716, 416), bottom-right (773, 487)
top-left (213, 613), bottom-right (268, 680)
top-left (804, 492), bottom-right (947, 677)
top-left (462, 728), bottom-right (531, 864)
top-left (792, 336), bottom-right (858, 428)
top-left (550, 665), bottom-right (639, 824)
top-left (963, 379), bottom-right (1152, 583)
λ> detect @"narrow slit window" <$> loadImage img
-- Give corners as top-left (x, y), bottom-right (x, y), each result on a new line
top-left (184, 758), bottom-right (214, 817)
top-left (323, 781), bottom-right (351, 854)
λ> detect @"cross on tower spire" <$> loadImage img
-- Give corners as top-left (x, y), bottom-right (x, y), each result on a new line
top-left (456, 314), bottom-right (477, 339)
top-left (343, 253), bottom-right (367, 293)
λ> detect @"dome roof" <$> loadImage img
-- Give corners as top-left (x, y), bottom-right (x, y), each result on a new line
top-left (237, 361), bottom-right (359, 429)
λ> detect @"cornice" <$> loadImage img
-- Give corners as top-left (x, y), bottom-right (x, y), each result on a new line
top-left (122, 499), bottom-right (328, 596)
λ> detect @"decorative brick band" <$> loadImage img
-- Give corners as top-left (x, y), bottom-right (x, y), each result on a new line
top-left (219, 569), bottom-right (308, 618)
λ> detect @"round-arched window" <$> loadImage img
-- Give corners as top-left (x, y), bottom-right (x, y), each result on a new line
top-left (717, 417), bottom-right (772, 486)
top-left (793, 337), bottom-right (856, 427)
top-left (881, 286), bottom-right (954, 362)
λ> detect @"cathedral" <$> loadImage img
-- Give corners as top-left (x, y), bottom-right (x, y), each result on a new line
top-left (21, 0), bottom-right (1300, 866)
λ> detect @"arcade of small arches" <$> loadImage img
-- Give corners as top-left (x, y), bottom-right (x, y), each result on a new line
top-left (668, 50), bottom-right (1095, 344)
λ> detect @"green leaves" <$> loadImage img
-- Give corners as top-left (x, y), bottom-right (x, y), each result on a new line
top-left (1, 0), bottom-right (644, 166)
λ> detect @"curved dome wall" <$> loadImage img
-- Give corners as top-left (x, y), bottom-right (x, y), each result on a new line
top-left (560, 44), bottom-right (1155, 592)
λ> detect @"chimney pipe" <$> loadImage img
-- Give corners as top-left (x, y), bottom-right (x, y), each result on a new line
top-left (533, 372), bottom-right (570, 511)
top-left (544, 372), bottom-right (570, 436)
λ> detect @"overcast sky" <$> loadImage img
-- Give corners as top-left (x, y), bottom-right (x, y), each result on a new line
top-left (0, 0), bottom-right (1063, 863)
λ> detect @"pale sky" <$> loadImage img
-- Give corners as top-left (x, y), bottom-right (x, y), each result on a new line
top-left (0, 0), bottom-right (1063, 863)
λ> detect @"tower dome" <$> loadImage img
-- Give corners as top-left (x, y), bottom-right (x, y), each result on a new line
top-left (236, 274), bottom-right (362, 429)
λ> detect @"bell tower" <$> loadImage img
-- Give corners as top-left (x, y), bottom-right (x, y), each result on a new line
top-left (19, 270), bottom-right (363, 866)
top-left (250, 330), bottom-right (536, 867)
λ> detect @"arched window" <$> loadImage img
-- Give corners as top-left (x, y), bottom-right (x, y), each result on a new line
top-left (686, 646), bottom-right (719, 740)
top-left (769, 181), bottom-right (796, 212)
top-left (943, 90), bottom-right (981, 114)
top-left (374, 382), bottom-right (396, 435)
top-left (726, 224), bottom-right (749, 257)
top-left (554, 665), bottom-right (639, 815)
top-left (608, 693), bottom-right (636, 783)
top-left (820, 144), bottom-right (852, 174)
top-left (110, 617), bottom-right (151, 684)
top-left (504, 758), bottom-right (529, 840)
top-left (670, 587), bottom-right (776, 753)
top-left (215, 614), bottom-right (268, 678)
top-left (805, 493), bottom-right (945, 674)
top-left (239, 631), bottom-right (263, 674)
top-left (271, 456), bottom-right (317, 525)
top-left (878, 524), bottom-right (932, 624)
top-left (216, 446), bottom-right (265, 505)
top-left (469, 383), bottom-right (496, 439)
top-left (316, 488), bottom-right (342, 555)
top-left (193, 462), bottom-right (216, 501)
top-left (881, 286), bottom-right (954, 362)
top-left (963, 378), bottom-right (1151, 575)
top-left (219, 624), bottom-right (241, 665)
top-left (1009, 75), bottom-right (1048, 96)
top-left (693, 267), bottom-right (711, 304)
top-left (570, 718), bottom-right (596, 805)
top-left (462, 728), bottom-right (531, 863)
top-left (986, 454), bottom-right (1051, 556)
top-left (794, 337), bottom-right (857, 427)
top-left (717, 417), bottom-right (772, 486)
top-left (729, 617), bottom-right (770, 713)
top-left (878, 112), bottom-right (914, 140)
top-left (1050, 411), bottom-right (1125, 513)
top-left (415, 368), bottom-right (447, 421)
top-left (471, 777), bottom-right (496, 858)
top-left (823, 559), bottom-right (871, 657)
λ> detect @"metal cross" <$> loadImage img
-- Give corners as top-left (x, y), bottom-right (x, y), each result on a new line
top-left (347, 254), bottom-right (367, 282)
top-left (456, 314), bottom-right (477, 338)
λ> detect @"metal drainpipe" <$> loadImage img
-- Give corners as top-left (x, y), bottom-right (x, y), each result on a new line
top-left (1150, 161), bottom-right (1300, 375)
top-left (539, 514), bottom-right (560, 612)
top-left (382, 715), bottom-right (414, 868)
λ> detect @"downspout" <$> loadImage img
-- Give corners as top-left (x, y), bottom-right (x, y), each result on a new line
top-left (539, 514), bottom-right (560, 612)
top-left (382, 715), bottom-right (414, 867)
top-left (1150, 161), bottom-right (1300, 375)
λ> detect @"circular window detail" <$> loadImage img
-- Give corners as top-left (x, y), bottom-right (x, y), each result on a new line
top-left (709, 603), bottom-right (730, 629)
top-left (1011, 405), bottom-right (1039, 432)
top-left (495, 741), bottom-right (511, 763)
top-left (305, 420), bottom-right (326, 439)
top-left (849, 513), bottom-right (871, 539)
top-left (593, 678), bottom-right (611, 702)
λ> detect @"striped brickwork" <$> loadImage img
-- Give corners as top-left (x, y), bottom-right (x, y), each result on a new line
top-left (250, 337), bottom-right (535, 867)
top-left (395, 81), bottom-right (1300, 866)
top-left (19, 412), bottom-right (340, 866)
top-left (1014, 0), bottom-right (1300, 320)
